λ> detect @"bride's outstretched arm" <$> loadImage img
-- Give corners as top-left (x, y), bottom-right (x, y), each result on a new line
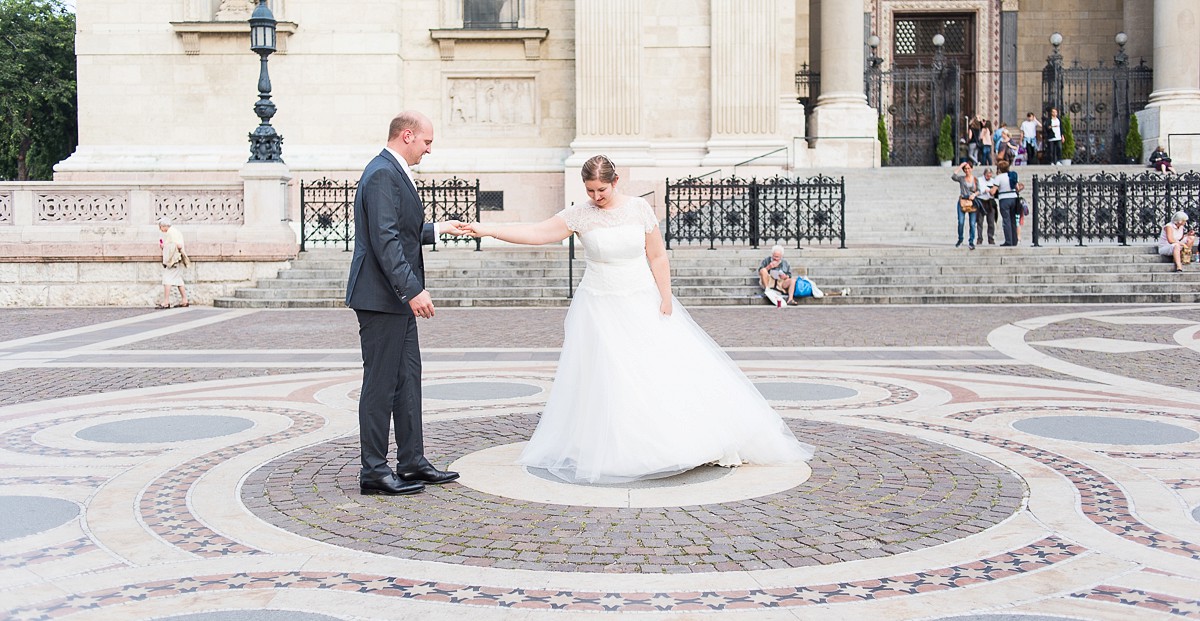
top-left (645, 227), bottom-right (673, 315)
top-left (467, 216), bottom-right (572, 245)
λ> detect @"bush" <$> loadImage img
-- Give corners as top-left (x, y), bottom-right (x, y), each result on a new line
top-left (1125, 114), bottom-right (1143, 163)
top-left (936, 114), bottom-right (954, 163)
top-left (877, 115), bottom-right (889, 166)
top-left (1061, 114), bottom-right (1076, 160)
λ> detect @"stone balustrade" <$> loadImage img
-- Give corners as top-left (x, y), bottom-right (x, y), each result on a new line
top-left (0, 180), bottom-right (298, 306)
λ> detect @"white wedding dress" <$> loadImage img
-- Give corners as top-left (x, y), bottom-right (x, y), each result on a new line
top-left (517, 197), bottom-right (814, 484)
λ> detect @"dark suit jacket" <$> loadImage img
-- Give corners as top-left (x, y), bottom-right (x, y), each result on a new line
top-left (345, 149), bottom-right (436, 314)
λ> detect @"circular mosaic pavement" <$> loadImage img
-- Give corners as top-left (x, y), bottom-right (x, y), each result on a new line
top-left (76, 414), bottom-right (255, 443)
top-left (243, 415), bottom-right (1026, 573)
top-left (0, 495), bottom-right (79, 540)
top-left (1012, 415), bottom-right (1199, 445)
top-left (423, 381), bottom-right (543, 401)
top-left (754, 381), bottom-right (858, 401)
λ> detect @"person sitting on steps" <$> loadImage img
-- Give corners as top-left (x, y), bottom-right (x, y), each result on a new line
top-left (757, 245), bottom-right (793, 307)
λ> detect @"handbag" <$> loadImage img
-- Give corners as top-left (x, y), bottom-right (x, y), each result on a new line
top-left (959, 197), bottom-right (976, 213)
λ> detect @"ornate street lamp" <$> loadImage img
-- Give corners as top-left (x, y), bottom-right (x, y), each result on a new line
top-left (1048, 31), bottom-right (1064, 68)
top-left (248, 0), bottom-right (283, 162)
top-left (1114, 31), bottom-right (1129, 67)
top-left (865, 35), bottom-right (883, 110)
top-left (931, 33), bottom-right (946, 73)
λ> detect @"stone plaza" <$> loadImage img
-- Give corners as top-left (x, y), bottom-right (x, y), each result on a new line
top-left (1, 302), bottom-right (1199, 620)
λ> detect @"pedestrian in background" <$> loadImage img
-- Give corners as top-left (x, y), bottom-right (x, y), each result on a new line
top-left (157, 217), bottom-right (189, 308)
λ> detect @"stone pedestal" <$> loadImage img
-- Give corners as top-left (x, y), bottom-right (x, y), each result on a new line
top-left (238, 162), bottom-right (298, 247)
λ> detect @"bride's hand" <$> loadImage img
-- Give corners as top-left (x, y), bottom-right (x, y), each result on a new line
top-left (463, 222), bottom-right (486, 238)
top-left (659, 298), bottom-right (672, 316)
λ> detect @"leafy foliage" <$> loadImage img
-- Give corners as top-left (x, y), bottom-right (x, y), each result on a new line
top-left (0, 0), bottom-right (77, 180)
top-left (936, 114), bottom-right (954, 163)
top-left (877, 115), bottom-right (889, 166)
top-left (1061, 114), bottom-right (1076, 160)
top-left (1125, 114), bottom-right (1143, 162)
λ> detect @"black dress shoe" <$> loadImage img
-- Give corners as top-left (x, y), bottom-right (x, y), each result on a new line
top-left (398, 466), bottom-right (460, 485)
top-left (360, 474), bottom-right (424, 496)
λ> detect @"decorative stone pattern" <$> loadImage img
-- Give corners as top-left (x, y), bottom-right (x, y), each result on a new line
top-left (1070, 584), bottom-right (1200, 617)
top-left (153, 190), bottom-right (244, 224)
top-left (0, 191), bottom-right (11, 224)
top-left (2, 539), bottom-right (1082, 618)
top-left (35, 192), bottom-right (128, 223)
top-left (871, 416), bottom-right (1200, 560)
top-left (0, 537), bottom-right (104, 569)
top-left (243, 415), bottom-right (1025, 572)
top-left (137, 405), bottom-right (325, 557)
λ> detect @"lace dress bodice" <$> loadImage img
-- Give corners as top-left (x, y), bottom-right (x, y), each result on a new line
top-left (556, 197), bottom-right (659, 295)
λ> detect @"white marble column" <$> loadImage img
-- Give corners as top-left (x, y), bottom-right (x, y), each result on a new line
top-left (807, 0), bottom-right (878, 167)
top-left (1138, 0), bottom-right (1200, 163)
top-left (703, 0), bottom-right (799, 166)
top-left (566, 0), bottom-right (646, 166)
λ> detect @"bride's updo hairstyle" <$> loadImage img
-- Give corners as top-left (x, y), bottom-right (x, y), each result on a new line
top-left (581, 155), bottom-right (618, 184)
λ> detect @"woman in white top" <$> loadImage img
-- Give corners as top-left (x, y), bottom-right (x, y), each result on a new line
top-left (464, 155), bottom-right (813, 484)
top-left (994, 161), bottom-right (1024, 246)
top-left (1159, 211), bottom-right (1196, 272)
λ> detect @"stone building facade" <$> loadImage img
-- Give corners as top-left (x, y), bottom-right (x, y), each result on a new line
top-left (58, 0), bottom-right (1198, 223)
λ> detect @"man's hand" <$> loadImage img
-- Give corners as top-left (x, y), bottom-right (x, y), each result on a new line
top-left (408, 290), bottom-right (435, 319)
top-left (439, 220), bottom-right (468, 236)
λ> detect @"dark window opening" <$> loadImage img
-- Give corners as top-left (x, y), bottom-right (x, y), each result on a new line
top-left (478, 190), bottom-right (505, 211)
top-left (464, 0), bottom-right (521, 29)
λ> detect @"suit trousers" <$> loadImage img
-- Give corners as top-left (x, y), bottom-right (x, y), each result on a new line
top-left (355, 309), bottom-right (430, 480)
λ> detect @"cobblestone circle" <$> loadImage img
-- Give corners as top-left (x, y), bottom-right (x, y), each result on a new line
top-left (243, 415), bottom-right (1025, 573)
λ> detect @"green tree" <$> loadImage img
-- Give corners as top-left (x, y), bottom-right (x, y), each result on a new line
top-left (877, 115), bottom-right (889, 166)
top-left (0, 0), bottom-right (77, 181)
top-left (1061, 113), bottom-right (1076, 160)
top-left (1125, 114), bottom-right (1143, 163)
top-left (936, 114), bottom-right (954, 163)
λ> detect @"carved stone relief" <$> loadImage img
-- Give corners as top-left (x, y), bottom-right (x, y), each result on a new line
top-left (215, 0), bottom-right (254, 20)
top-left (153, 191), bottom-right (245, 224)
top-left (447, 78), bottom-right (536, 129)
top-left (35, 193), bottom-right (129, 223)
top-left (0, 192), bottom-right (11, 225)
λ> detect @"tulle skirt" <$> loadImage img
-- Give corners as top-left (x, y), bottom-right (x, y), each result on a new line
top-left (518, 285), bottom-right (814, 484)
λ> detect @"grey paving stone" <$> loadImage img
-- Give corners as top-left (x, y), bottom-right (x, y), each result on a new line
top-left (754, 381), bottom-right (858, 401)
top-left (76, 414), bottom-right (255, 443)
top-left (0, 496), bottom-right (79, 540)
top-left (1013, 415), bottom-right (1200, 445)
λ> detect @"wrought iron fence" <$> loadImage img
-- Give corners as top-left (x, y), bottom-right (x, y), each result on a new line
top-left (1031, 171), bottom-right (1200, 246)
top-left (299, 177), bottom-right (481, 251)
top-left (664, 175), bottom-right (845, 250)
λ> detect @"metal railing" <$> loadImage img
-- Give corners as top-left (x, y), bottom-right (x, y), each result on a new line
top-left (1031, 170), bottom-right (1200, 246)
top-left (664, 174), bottom-right (845, 250)
top-left (299, 177), bottom-right (482, 251)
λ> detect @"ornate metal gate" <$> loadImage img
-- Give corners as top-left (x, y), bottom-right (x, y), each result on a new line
top-left (299, 177), bottom-right (482, 251)
top-left (865, 14), bottom-right (968, 166)
top-left (867, 63), bottom-right (961, 166)
top-left (1042, 42), bottom-right (1153, 164)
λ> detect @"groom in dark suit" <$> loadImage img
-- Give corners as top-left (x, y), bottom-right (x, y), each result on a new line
top-left (346, 110), bottom-right (465, 495)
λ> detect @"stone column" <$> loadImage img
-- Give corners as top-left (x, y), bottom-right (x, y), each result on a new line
top-left (1138, 0), bottom-right (1200, 163)
top-left (703, 0), bottom-right (788, 166)
top-left (567, 0), bottom-right (647, 166)
top-left (808, 0), bottom-right (878, 167)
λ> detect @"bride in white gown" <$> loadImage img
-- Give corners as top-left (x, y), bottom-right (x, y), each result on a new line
top-left (465, 155), bottom-right (813, 484)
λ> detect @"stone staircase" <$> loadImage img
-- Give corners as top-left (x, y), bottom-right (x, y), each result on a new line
top-left (213, 163), bottom-right (1198, 308)
top-left (212, 243), bottom-right (1198, 308)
